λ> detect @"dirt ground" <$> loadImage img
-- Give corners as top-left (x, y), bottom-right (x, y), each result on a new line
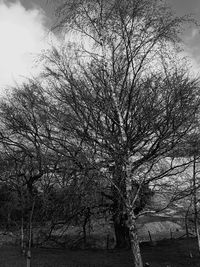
top-left (0, 238), bottom-right (199, 267)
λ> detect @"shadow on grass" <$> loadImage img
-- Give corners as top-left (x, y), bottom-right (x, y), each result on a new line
top-left (1, 238), bottom-right (200, 267)
top-left (0, 265), bottom-right (105, 267)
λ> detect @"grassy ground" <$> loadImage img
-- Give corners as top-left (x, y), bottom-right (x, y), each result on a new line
top-left (0, 238), bottom-right (200, 267)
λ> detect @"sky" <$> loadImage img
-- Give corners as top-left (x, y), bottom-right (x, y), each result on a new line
top-left (0, 0), bottom-right (200, 91)
top-left (0, 0), bottom-right (55, 92)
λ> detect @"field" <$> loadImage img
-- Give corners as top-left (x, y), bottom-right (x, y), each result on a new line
top-left (0, 238), bottom-right (200, 267)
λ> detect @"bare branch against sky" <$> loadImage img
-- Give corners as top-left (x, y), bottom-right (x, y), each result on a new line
top-left (0, 0), bottom-right (200, 91)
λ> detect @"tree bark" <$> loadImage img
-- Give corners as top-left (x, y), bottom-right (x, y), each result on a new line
top-left (126, 161), bottom-right (143, 267)
top-left (193, 154), bottom-right (200, 252)
top-left (111, 163), bottom-right (130, 248)
top-left (128, 209), bottom-right (143, 267)
top-left (113, 214), bottom-right (130, 248)
top-left (27, 197), bottom-right (35, 267)
top-left (21, 216), bottom-right (25, 254)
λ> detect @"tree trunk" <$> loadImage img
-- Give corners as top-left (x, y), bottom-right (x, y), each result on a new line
top-left (26, 249), bottom-right (31, 267)
top-left (185, 204), bottom-right (190, 238)
top-left (27, 197), bottom-right (35, 267)
top-left (126, 160), bottom-right (143, 267)
top-left (21, 216), bottom-right (25, 254)
top-left (111, 162), bottom-right (130, 248)
top-left (113, 216), bottom-right (130, 248)
top-left (128, 209), bottom-right (143, 267)
top-left (196, 224), bottom-right (200, 252)
top-left (193, 154), bottom-right (200, 252)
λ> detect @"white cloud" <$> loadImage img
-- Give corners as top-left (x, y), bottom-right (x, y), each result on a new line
top-left (0, 1), bottom-right (51, 92)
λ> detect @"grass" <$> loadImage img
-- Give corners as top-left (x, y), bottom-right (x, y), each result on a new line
top-left (0, 238), bottom-right (200, 267)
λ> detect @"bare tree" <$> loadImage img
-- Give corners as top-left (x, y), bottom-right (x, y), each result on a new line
top-left (42, 42), bottom-right (200, 267)
top-left (0, 81), bottom-right (104, 250)
top-left (40, 1), bottom-right (200, 266)
top-left (0, 83), bottom-right (55, 265)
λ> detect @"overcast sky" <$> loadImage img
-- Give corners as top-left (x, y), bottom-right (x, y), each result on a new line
top-left (0, 0), bottom-right (200, 91)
